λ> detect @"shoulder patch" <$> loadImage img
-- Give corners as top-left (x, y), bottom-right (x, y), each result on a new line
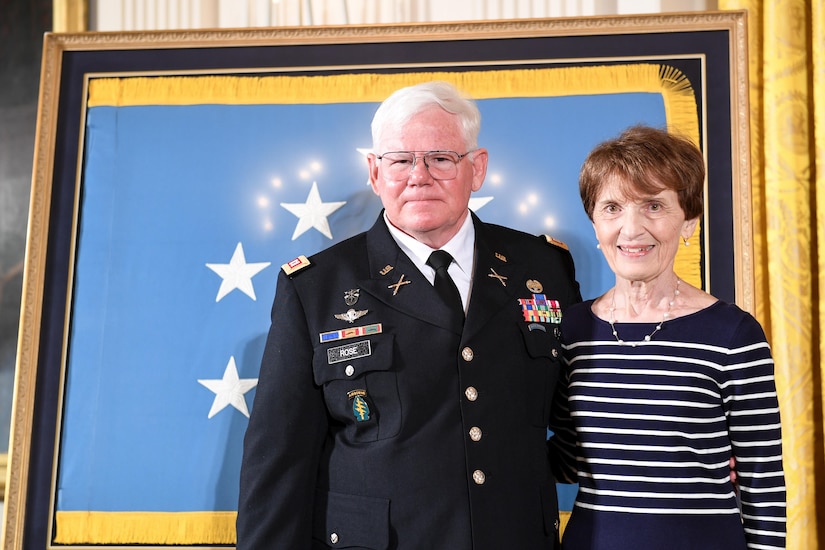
top-left (543, 235), bottom-right (569, 251)
top-left (282, 255), bottom-right (312, 277)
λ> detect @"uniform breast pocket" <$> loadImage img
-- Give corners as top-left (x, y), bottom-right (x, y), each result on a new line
top-left (312, 334), bottom-right (400, 442)
top-left (518, 323), bottom-right (563, 425)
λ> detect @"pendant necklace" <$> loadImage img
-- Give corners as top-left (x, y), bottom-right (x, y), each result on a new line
top-left (608, 278), bottom-right (681, 347)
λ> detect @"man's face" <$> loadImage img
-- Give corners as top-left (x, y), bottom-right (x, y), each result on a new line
top-left (368, 105), bottom-right (488, 249)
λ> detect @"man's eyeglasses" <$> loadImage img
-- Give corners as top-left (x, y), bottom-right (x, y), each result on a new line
top-left (376, 150), bottom-right (475, 181)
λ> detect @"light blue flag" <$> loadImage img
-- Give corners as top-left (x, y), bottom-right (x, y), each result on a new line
top-left (57, 93), bottom-right (666, 515)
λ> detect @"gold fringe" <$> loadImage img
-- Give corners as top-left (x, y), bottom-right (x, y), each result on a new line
top-left (54, 511), bottom-right (237, 544)
top-left (88, 64), bottom-right (691, 107)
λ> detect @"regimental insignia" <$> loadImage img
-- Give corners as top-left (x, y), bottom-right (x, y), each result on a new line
top-left (327, 339), bottom-right (372, 364)
top-left (281, 255), bottom-right (311, 277)
top-left (347, 389), bottom-right (371, 422)
top-left (495, 252), bottom-right (507, 262)
top-left (344, 289), bottom-right (360, 306)
top-left (526, 279), bottom-right (543, 293)
top-left (544, 235), bottom-right (569, 251)
top-left (379, 265), bottom-right (394, 275)
top-left (320, 323), bottom-right (383, 343)
top-left (388, 274), bottom-right (411, 296)
top-left (518, 294), bottom-right (563, 324)
top-left (334, 308), bottom-right (369, 323)
top-left (488, 268), bottom-right (508, 286)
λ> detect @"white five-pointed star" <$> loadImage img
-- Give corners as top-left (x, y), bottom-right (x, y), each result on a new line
top-left (280, 181), bottom-right (346, 240)
top-left (206, 242), bottom-right (271, 302)
top-left (197, 356), bottom-right (258, 419)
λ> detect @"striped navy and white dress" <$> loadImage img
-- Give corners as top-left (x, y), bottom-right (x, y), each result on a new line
top-left (550, 300), bottom-right (786, 550)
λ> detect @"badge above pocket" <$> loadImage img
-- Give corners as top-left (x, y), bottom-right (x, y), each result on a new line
top-left (313, 334), bottom-right (395, 385)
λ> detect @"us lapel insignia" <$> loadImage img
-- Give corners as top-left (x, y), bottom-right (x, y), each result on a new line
top-left (495, 252), bottom-right (507, 262)
top-left (379, 265), bottom-right (394, 275)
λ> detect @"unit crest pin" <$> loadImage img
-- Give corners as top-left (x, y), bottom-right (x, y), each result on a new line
top-left (344, 289), bottom-right (360, 306)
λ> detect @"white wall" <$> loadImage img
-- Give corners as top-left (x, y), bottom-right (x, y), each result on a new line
top-left (89, 0), bottom-right (716, 30)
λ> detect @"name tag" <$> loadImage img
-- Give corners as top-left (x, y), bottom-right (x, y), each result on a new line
top-left (327, 340), bottom-right (372, 364)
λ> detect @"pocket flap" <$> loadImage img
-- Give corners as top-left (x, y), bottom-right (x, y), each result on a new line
top-left (313, 334), bottom-right (394, 385)
top-left (518, 323), bottom-right (561, 360)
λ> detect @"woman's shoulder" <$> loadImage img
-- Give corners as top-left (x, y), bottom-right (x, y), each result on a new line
top-left (681, 299), bottom-right (769, 346)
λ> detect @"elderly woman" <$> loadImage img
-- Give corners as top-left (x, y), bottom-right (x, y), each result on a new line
top-left (550, 126), bottom-right (786, 549)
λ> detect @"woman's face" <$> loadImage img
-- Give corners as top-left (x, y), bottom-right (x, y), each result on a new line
top-left (592, 176), bottom-right (698, 285)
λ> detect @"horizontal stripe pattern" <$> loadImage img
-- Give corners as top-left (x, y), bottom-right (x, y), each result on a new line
top-left (550, 300), bottom-right (785, 549)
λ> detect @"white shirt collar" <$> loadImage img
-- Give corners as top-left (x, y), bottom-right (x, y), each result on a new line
top-left (383, 211), bottom-right (475, 309)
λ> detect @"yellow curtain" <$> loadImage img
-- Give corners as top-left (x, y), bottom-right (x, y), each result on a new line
top-left (718, 1), bottom-right (824, 547)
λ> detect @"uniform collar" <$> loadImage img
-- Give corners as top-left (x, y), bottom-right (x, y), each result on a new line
top-left (382, 210), bottom-right (475, 283)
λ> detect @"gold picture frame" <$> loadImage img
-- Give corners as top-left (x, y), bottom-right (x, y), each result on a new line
top-left (4, 11), bottom-right (750, 548)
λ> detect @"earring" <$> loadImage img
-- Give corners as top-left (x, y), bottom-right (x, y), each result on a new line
top-left (683, 237), bottom-right (690, 247)
top-left (596, 243), bottom-right (601, 249)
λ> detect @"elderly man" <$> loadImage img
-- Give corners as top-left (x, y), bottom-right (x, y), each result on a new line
top-left (237, 80), bottom-right (581, 549)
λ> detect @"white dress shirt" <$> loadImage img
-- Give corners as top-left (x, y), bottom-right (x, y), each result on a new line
top-left (383, 211), bottom-right (475, 313)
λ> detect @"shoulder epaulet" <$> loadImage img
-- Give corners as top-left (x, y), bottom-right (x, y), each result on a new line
top-left (281, 255), bottom-right (312, 277)
top-left (543, 235), bottom-right (569, 251)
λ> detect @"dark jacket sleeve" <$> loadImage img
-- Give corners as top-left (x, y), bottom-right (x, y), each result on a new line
top-left (543, 237), bottom-right (581, 484)
top-left (236, 270), bottom-right (328, 548)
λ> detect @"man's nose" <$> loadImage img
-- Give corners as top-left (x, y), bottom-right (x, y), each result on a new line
top-left (408, 155), bottom-right (432, 182)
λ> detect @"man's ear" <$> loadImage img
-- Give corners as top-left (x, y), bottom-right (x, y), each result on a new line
top-left (471, 148), bottom-right (488, 192)
top-left (367, 153), bottom-right (380, 195)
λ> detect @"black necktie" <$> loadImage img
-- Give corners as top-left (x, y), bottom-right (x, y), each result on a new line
top-left (427, 250), bottom-right (464, 326)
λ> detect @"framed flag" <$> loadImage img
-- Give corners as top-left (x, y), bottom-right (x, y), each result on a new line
top-left (3, 11), bottom-right (751, 548)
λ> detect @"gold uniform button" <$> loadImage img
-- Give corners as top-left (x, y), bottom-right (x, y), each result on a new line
top-left (345, 365), bottom-right (355, 377)
top-left (469, 426), bottom-right (482, 441)
top-left (472, 470), bottom-right (486, 484)
top-left (465, 386), bottom-right (478, 401)
top-left (461, 347), bottom-right (474, 361)
top-left (551, 348), bottom-right (559, 358)
top-left (330, 532), bottom-right (339, 544)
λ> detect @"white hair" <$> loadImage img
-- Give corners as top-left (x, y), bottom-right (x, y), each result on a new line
top-left (370, 81), bottom-right (481, 152)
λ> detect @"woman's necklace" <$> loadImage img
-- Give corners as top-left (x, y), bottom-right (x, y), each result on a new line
top-left (608, 278), bottom-right (681, 347)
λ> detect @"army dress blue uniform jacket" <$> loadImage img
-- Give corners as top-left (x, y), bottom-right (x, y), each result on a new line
top-left (237, 212), bottom-right (581, 550)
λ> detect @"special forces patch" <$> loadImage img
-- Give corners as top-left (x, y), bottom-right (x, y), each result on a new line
top-left (347, 389), bottom-right (371, 422)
